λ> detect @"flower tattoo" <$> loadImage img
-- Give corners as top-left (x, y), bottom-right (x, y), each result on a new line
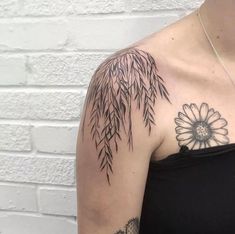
top-left (114, 217), bottom-right (139, 234)
top-left (175, 103), bottom-right (229, 149)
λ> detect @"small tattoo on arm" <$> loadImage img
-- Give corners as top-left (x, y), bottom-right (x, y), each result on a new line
top-left (114, 217), bottom-right (140, 234)
top-left (175, 102), bottom-right (229, 149)
top-left (81, 47), bottom-right (171, 184)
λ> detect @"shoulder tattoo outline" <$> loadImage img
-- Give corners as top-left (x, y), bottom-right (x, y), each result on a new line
top-left (175, 102), bottom-right (229, 149)
top-left (81, 47), bottom-right (171, 184)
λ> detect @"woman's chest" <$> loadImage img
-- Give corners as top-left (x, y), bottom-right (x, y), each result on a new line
top-left (151, 72), bottom-right (235, 161)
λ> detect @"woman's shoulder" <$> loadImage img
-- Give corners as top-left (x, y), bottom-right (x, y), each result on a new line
top-left (130, 9), bottom-right (215, 89)
top-left (118, 9), bottom-right (233, 161)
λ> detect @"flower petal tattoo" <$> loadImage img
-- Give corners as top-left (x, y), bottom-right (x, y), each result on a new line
top-left (175, 103), bottom-right (229, 149)
top-left (114, 217), bottom-right (139, 234)
top-left (81, 47), bottom-right (171, 184)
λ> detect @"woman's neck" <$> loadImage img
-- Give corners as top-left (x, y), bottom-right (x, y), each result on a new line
top-left (201, 0), bottom-right (235, 58)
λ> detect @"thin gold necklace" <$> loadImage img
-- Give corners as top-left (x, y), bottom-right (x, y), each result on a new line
top-left (197, 6), bottom-right (234, 87)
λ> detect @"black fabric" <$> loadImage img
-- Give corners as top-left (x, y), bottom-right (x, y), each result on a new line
top-left (139, 143), bottom-right (235, 234)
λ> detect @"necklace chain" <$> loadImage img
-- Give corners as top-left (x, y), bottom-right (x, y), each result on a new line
top-left (197, 6), bottom-right (234, 87)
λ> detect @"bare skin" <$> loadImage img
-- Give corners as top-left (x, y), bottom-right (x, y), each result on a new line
top-left (76, 1), bottom-right (235, 233)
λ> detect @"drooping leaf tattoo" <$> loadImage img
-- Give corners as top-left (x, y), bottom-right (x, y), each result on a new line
top-left (81, 47), bottom-right (171, 184)
top-left (114, 217), bottom-right (140, 234)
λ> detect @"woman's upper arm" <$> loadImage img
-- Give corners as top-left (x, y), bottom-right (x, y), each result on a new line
top-left (76, 47), bottom-right (170, 234)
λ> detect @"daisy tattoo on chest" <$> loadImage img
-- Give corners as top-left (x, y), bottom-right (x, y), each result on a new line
top-left (81, 47), bottom-right (171, 185)
top-left (175, 103), bottom-right (229, 149)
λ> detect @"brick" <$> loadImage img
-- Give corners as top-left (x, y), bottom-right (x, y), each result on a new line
top-left (130, 0), bottom-right (203, 11)
top-left (26, 53), bottom-right (109, 87)
top-left (33, 126), bottom-right (78, 154)
top-left (0, 19), bottom-right (68, 51)
top-left (68, 15), bottom-right (180, 50)
top-left (39, 187), bottom-right (77, 216)
top-left (71, 0), bottom-right (125, 14)
top-left (0, 91), bottom-right (85, 120)
top-left (0, 56), bottom-right (26, 85)
top-left (0, 16), bottom-right (180, 52)
top-left (0, 214), bottom-right (77, 234)
top-left (0, 183), bottom-right (37, 212)
top-left (0, 0), bottom-right (18, 17)
top-left (0, 155), bottom-right (75, 185)
top-left (0, 125), bottom-right (31, 152)
top-left (20, 0), bottom-right (125, 16)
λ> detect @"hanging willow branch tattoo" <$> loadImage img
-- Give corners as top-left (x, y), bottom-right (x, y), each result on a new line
top-left (81, 47), bottom-right (171, 184)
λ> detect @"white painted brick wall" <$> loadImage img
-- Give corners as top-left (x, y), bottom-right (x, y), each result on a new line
top-left (0, 125), bottom-right (31, 151)
top-left (0, 0), bottom-right (203, 233)
top-left (0, 183), bottom-right (37, 212)
top-left (33, 126), bottom-right (78, 154)
top-left (0, 56), bottom-right (26, 85)
top-left (39, 187), bottom-right (77, 216)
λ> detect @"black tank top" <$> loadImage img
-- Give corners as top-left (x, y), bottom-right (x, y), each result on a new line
top-left (139, 143), bottom-right (235, 234)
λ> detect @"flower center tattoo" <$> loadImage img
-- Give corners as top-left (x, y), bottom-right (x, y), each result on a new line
top-left (175, 103), bottom-right (229, 149)
top-left (193, 121), bottom-right (212, 141)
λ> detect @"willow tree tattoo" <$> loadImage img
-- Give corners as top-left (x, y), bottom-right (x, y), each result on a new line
top-left (114, 217), bottom-right (140, 234)
top-left (175, 102), bottom-right (229, 149)
top-left (81, 47), bottom-right (171, 184)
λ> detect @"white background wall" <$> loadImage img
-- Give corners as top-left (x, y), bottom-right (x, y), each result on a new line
top-left (0, 0), bottom-right (203, 233)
